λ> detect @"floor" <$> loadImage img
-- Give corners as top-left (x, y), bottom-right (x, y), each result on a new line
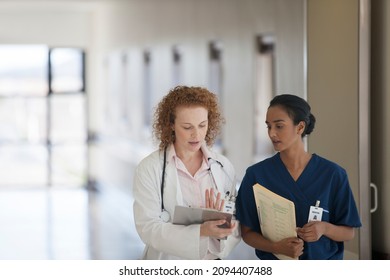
top-left (0, 187), bottom-right (144, 260)
top-left (0, 186), bottom-right (256, 260)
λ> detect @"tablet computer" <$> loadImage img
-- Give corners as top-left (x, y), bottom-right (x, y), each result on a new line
top-left (172, 205), bottom-right (232, 228)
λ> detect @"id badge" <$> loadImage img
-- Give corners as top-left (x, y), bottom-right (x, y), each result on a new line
top-left (223, 200), bottom-right (235, 214)
top-left (308, 205), bottom-right (323, 222)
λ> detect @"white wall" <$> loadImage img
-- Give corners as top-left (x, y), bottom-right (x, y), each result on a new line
top-left (0, 2), bottom-right (96, 46)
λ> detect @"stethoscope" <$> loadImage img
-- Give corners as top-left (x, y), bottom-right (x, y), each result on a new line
top-left (160, 147), bottom-right (170, 222)
top-left (159, 147), bottom-right (237, 223)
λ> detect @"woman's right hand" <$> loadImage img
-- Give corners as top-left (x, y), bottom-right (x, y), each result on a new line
top-left (200, 219), bottom-right (236, 239)
top-left (274, 237), bottom-right (304, 259)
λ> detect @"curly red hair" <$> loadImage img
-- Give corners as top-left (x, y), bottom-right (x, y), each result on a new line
top-left (153, 85), bottom-right (224, 150)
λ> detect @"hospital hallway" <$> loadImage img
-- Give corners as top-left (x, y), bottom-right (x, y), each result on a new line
top-left (1, 0), bottom-right (390, 261)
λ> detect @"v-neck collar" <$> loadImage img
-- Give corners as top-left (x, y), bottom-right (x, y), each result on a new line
top-left (274, 152), bottom-right (315, 185)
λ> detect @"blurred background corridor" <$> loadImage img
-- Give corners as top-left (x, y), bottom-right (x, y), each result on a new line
top-left (0, 0), bottom-right (389, 260)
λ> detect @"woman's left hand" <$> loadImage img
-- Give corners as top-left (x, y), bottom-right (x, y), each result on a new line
top-left (200, 219), bottom-right (236, 238)
top-left (205, 188), bottom-right (225, 211)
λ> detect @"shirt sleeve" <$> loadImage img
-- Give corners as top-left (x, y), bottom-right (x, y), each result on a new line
top-left (331, 167), bottom-right (362, 228)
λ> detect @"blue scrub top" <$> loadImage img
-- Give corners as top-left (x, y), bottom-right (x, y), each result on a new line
top-left (235, 153), bottom-right (362, 260)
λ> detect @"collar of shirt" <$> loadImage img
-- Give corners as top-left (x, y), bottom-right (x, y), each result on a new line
top-left (167, 144), bottom-right (213, 208)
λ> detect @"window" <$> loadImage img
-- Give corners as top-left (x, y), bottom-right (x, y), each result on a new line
top-left (0, 45), bottom-right (48, 96)
top-left (50, 48), bottom-right (85, 93)
top-left (0, 45), bottom-right (87, 187)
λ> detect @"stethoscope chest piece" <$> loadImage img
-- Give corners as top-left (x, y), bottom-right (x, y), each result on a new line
top-left (160, 210), bottom-right (170, 223)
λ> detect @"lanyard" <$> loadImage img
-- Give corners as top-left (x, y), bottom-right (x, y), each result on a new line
top-left (207, 157), bottom-right (236, 203)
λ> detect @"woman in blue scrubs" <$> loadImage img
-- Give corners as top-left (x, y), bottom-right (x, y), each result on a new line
top-left (235, 94), bottom-right (362, 260)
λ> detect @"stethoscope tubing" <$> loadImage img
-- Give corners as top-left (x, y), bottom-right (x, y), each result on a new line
top-left (160, 146), bottom-right (168, 212)
top-left (159, 147), bottom-right (236, 222)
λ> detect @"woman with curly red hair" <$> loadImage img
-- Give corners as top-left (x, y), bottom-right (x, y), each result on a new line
top-left (133, 86), bottom-right (240, 260)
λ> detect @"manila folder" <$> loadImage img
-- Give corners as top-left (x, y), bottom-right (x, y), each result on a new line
top-left (252, 183), bottom-right (298, 260)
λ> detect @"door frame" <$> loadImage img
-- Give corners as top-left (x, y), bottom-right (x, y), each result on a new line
top-left (358, 0), bottom-right (371, 260)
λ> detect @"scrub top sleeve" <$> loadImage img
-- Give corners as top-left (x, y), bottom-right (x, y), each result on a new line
top-left (235, 170), bottom-right (261, 232)
top-left (332, 169), bottom-right (362, 227)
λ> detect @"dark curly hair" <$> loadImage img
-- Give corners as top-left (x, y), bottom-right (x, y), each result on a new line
top-left (153, 85), bottom-right (224, 150)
